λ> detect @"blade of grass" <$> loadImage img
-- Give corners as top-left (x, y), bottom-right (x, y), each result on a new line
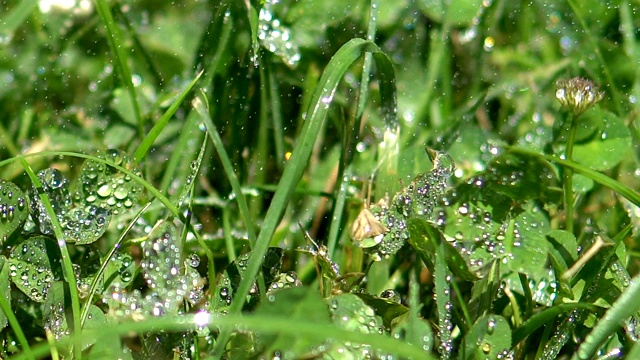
top-left (327, 0), bottom-right (379, 256)
top-left (0, 261), bottom-right (33, 358)
top-left (574, 272), bottom-right (640, 360)
top-left (12, 312), bottom-right (433, 360)
top-left (512, 302), bottom-right (600, 346)
top-left (509, 147), bottom-right (640, 207)
top-left (80, 201), bottom-right (153, 327)
top-left (211, 38), bottom-right (397, 357)
top-left (18, 157), bottom-right (82, 359)
top-left (93, 0), bottom-right (144, 138)
top-left (0, 0), bottom-right (38, 37)
top-left (132, 71), bottom-right (203, 164)
top-left (434, 240), bottom-right (453, 359)
top-left (193, 94), bottom-right (258, 249)
top-left (159, 5), bottom-right (232, 194)
top-left (267, 64), bottom-right (286, 170)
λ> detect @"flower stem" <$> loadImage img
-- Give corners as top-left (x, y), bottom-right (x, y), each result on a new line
top-left (564, 113), bottom-right (578, 234)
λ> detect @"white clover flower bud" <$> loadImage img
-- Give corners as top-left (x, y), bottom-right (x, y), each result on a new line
top-left (555, 77), bottom-right (605, 115)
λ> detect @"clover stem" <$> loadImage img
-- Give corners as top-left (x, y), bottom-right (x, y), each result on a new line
top-left (564, 113), bottom-right (578, 234)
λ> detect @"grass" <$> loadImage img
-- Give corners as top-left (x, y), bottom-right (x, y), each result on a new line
top-left (0, 0), bottom-right (640, 359)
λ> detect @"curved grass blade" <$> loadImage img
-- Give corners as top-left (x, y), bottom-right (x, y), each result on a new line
top-left (93, 0), bottom-right (143, 138)
top-left (512, 302), bottom-right (599, 346)
top-left (574, 273), bottom-right (640, 360)
top-left (509, 148), bottom-right (640, 208)
top-left (14, 312), bottom-right (433, 360)
top-left (0, 258), bottom-right (33, 358)
top-left (132, 71), bottom-right (203, 164)
top-left (327, 0), bottom-right (380, 256)
top-left (80, 202), bottom-right (153, 327)
top-left (212, 38), bottom-right (397, 357)
top-left (18, 158), bottom-right (81, 358)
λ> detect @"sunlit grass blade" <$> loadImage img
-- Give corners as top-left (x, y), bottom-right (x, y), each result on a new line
top-left (93, 0), bottom-right (143, 137)
top-left (212, 38), bottom-right (397, 357)
top-left (574, 273), bottom-right (640, 360)
top-left (132, 71), bottom-right (203, 164)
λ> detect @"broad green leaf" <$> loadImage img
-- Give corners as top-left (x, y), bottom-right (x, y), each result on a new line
top-left (356, 292), bottom-right (409, 329)
top-left (0, 179), bottom-right (28, 242)
top-left (9, 236), bottom-right (59, 302)
top-left (255, 286), bottom-right (331, 357)
top-left (408, 218), bottom-right (479, 281)
top-left (464, 315), bottom-right (511, 359)
top-left (572, 110), bottom-right (631, 171)
top-left (75, 149), bottom-right (143, 215)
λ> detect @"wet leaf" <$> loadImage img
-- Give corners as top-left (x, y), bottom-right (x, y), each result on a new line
top-left (140, 221), bottom-right (185, 315)
top-left (464, 315), bottom-right (511, 360)
top-left (258, 0), bottom-right (301, 66)
top-left (391, 317), bottom-right (434, 355)
top-left (42, 282), bottom-right (71, 357)
top-left (255, 286), bottom-right (331, 358)
top-left (353, 150), bottom-right (455, 261)
top-left (29, 168), bottom-right (72, 235)
top-left (214, 247), bottom-right (285, 312)
top-left (9, 236), bottom-right (59, 302)
top-left (356, 292), bottom-right (409, 329)
top-left (82, 305), bottom-right (108, 350)
top-left (0, 256), bottom-right (10, 331)
top-left (60, 205), bottom-right (111, 245)
top-left (572, 110), bottom-right (631, 171)
top-left (325, 293), bottom-right (385, 358)
top-left (407, 218), bottom-right (478, 281)
top-left (75, 149), bottom-right (143, 215)
top-left (0, 179), bottom-right (28, 242)
top-left (101, 252), bottom-right (136, 290)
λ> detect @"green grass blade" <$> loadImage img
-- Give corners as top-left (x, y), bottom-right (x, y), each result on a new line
top-left (0, 261), bottom-right (33, 358)
top-left (133, 71), bottom-right (203, 164)
top-left (93, 0), bottom-right (143, 137)
top-left (0, 0), bottom-right (38, 37)
top-left (574, 273), bottom-right (640, 359)
top-left (327, 0), bottom-right (379, 256)
top-left (212, 38), bottom-right (397, 357)
top-left (193, 95), bottom-right (258, 248)
top-left (159, 6), bottom-right (232, 194)
top-left (510, 147), bottom-right (640, 207)
top-left (18, 158), bottom-right (82, 358)
top-left (12, 312), bottom-right (433, 360)
top-left (80, 202), bottom-right (153, 327)
top-left (434, 240), bottom-right (453, 359)
top-left (512, 302), bottom-right (599, 346)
